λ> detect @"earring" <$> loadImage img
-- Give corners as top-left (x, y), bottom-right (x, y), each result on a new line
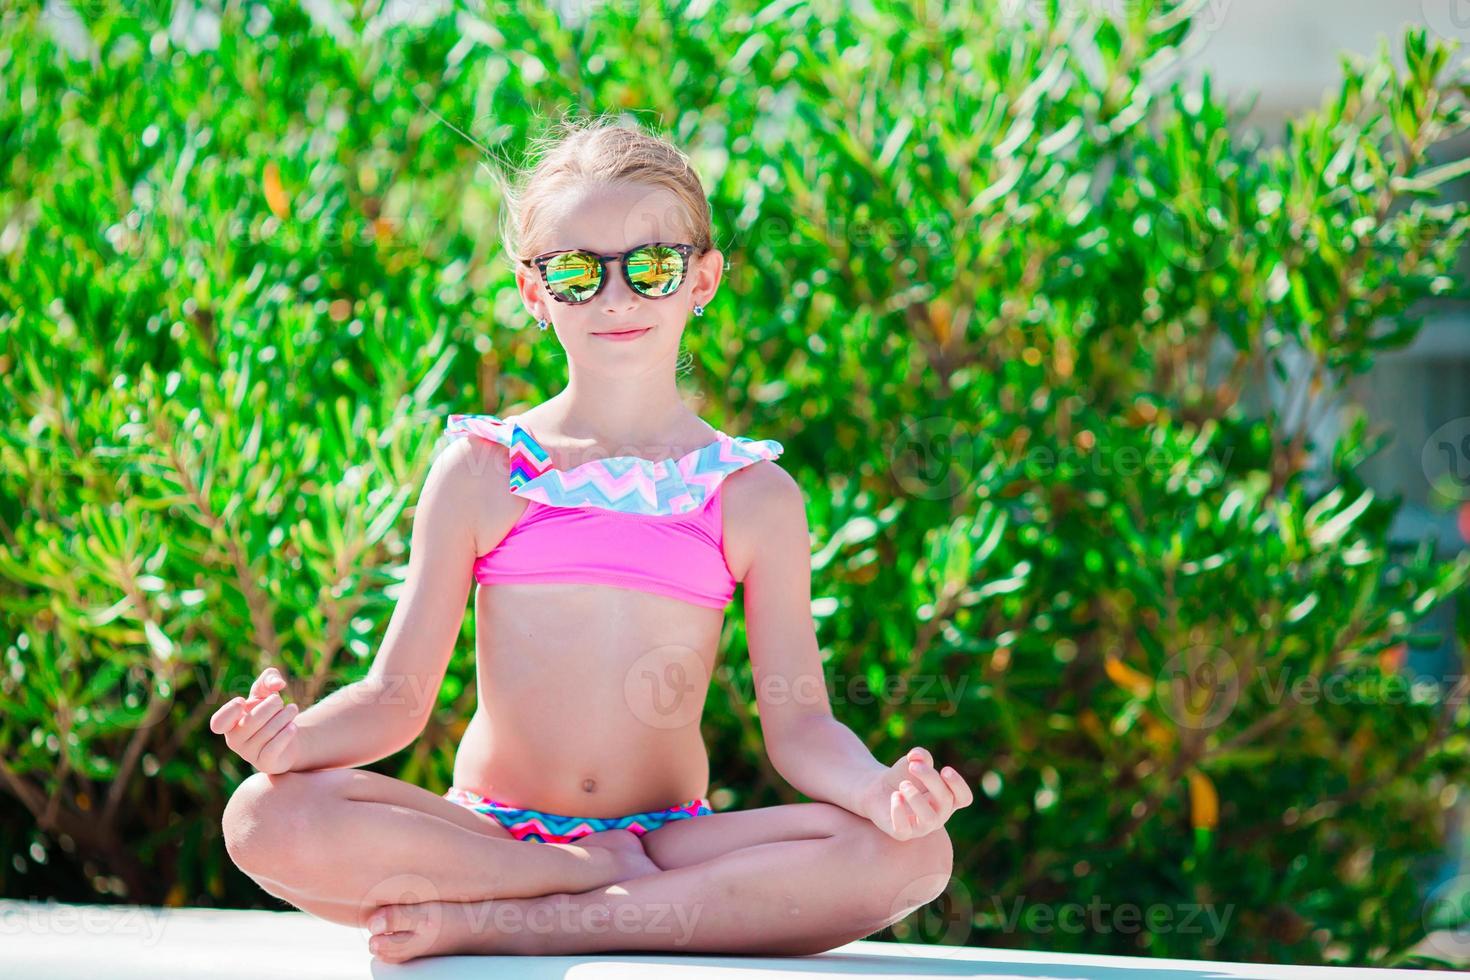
top-left (692, 304), bottom-right (705, 317)
top-left (536, 318), bottom-right (549, 331)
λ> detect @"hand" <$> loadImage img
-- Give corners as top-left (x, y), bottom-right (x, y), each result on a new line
top-left (208, 667), bottom-right (304, 774)
top-left (861, 746), bottom-right (973, 841)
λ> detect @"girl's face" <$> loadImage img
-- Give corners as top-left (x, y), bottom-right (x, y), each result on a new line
top-left (516, 181), bottom-right (722, 368)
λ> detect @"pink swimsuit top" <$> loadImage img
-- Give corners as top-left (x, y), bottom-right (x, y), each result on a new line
top-left (443, 413), bottom-right (785, 610)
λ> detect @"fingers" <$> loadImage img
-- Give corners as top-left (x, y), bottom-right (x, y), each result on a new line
top-left (249, 667), bottom-right (287, 702)
top-left (229, 692), bottom-right (284, 744)
top-left (894, 754), bottom-right (957, 835)
top-left (209, 697), bottom-right (248, 735)
top-left (899, 748), bottom-right (975, 815)
top-left (243, 699), bottom-right (298, 755)
top-left (253, 709), bottom-right (301, 773)
top-left (889, 791), bottom-right (919, 841)
top-left (891, 786), bottom-right (946, 840)
top-left (899, 778), bottom-right (942, 827)
top-left (897, 753), bottom-right (961, 839)
top-left (209, 668), bottom-right (287, 735)
top-left (212, 668), bottom-right (298, 773)
top-left (906, 758), bottom-right (952, 808)
top-left (878, 748), bottom-right (954, 840)
top-left (940, 765), bottom-right (974, 808)
top-left (890, 746), bottom-right (928, 773)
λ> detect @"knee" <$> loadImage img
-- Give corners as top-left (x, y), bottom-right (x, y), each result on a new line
top-left (856, 822), bottom-right (955, 926)
top-left (222, 770), bottom-right (330, 875)
top-left (914, 824), bottom-right (955, 893)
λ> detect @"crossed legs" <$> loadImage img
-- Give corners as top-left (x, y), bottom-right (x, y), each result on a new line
top-left (221, 768), bottom-right (615, 928)
top-left (221, 768), bottom-right (954, 961)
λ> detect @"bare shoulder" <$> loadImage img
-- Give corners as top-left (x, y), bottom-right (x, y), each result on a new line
top-left (721, 459), bottom-right (807, 582)
top-left (424, 433), bottom-right (523, 556)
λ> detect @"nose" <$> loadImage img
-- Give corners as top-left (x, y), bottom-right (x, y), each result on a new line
top-left (599, 259), bottom-right (640, 311)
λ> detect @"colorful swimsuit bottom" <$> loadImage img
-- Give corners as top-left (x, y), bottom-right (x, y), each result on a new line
top-left (444, 786), bottom-right (714, 844)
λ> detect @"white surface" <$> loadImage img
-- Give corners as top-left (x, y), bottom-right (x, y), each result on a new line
top-left (0, 900), bottom-right (1460, 978)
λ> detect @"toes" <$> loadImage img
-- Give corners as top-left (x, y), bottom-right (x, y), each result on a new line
top-left (376, 900), bottom-right (446, 937)
top-left (369, 930), bottom-right (432, 964)
top-left (365, 901), bottom-right (447, 963)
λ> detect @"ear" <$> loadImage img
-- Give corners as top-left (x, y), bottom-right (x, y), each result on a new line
top-left (694, 248), bottom-right (724, 304)
top-left (515, 263), bottom-right (547, 319)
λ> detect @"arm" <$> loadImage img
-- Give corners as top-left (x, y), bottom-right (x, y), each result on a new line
top-left (290, 676), bottom-right (436, 772)
top-left (734, 463), bottom-right (890, 817)
top-left (290, 436), bottom-right (483, 771)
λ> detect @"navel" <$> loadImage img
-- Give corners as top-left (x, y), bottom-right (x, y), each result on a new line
top-left (582, 777), bottom-right (597, 794)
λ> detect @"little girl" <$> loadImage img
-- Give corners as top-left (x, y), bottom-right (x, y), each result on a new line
top-left (214, 117), bottom-right (972, 963)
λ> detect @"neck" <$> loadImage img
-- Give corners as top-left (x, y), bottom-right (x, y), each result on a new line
top-left (548, 362), bottom-right (701, 452)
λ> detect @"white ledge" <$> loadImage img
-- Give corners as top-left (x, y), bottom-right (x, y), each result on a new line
top-left (0, 900), bottom-right (1445, 979)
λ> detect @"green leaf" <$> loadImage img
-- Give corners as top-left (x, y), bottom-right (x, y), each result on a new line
top-left (1392, 155), bottom-right (1470, 194)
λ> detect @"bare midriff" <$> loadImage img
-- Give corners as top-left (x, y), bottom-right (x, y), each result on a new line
top-left (451, 580), bottom-right (726, 818)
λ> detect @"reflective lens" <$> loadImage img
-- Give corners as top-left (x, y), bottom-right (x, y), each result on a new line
top-left (539, 243), bottom-right (690, 303)
top-left (543, 251), bottom-right (604, 303)
top-left (624, 244), bottom-right (687, 297)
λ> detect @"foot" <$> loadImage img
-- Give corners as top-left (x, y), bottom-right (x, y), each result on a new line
top-left (576, 827), bottom-right (662, 884)
top-left (364, 832), bottom-right (662, 963)
top-left (366, 897), bottom-right (538, 962)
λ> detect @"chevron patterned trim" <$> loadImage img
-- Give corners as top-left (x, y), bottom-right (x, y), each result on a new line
top-left (444, 413), bottom-right (783, 515)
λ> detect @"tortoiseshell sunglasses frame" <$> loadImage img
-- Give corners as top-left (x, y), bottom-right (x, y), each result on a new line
top-left (520, 241), bottom-right (699, 305)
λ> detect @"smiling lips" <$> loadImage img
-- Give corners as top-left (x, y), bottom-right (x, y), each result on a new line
top-left (593, 326), bottom-right (652, 339)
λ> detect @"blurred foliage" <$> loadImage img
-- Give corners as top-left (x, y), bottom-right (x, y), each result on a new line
top-left (3, 0), bottom-right (1470, 969)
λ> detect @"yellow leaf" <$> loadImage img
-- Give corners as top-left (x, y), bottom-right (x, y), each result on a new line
top-left (1140, 709), bottom-right (1175, 751)
top-left (263, 161), bottom-right (290, 220)
top-left (1378, 642), bottom-right (1406, 673)
top-left (928, 297), bottom-right (953, 347)
top-left (1105, 655), bottom-right (1153, 698)
top-left (1054, 336), bottom-right (1074, 380)
top-left (1188, 770), bottom-right (1219, 830)
top-left (1079, 708), bottom-right (1103, 739)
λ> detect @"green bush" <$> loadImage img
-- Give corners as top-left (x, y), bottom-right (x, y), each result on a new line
top-left (3, 0), bottom-right (1470, 968)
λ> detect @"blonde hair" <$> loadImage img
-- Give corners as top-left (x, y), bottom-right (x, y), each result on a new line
top-left (490, 110), bottom-right (716, 266)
